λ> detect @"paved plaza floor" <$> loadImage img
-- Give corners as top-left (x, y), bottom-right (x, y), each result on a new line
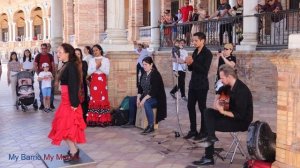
top-left (0, 64), bottom-right (276, 168)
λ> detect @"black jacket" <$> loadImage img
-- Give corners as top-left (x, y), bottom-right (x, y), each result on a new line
top-left (230, 79), bottom-right (253, 125)
top-left (188, 46), bottom-right (213, 90)
top-left (138, 69), bottom-right (167, 123)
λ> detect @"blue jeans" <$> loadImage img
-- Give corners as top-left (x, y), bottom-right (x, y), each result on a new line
top-left (39, 80), bottom-right (54, 105)
top-left (129, 96), bottom-right (157, 125)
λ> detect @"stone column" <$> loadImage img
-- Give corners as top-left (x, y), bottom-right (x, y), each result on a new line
top-left (149, 0), bottom-right (161, 50)
top-left (102, 0), bottom-right (133, 51)
top-left (8, 22), bottom-right (12, 41)
top-left (236, 0), bottom-right (259, 51)
top-left (47, 18), bottom-right (51, 39)
top-left (127, 0), bottom-right (143, 42)
top-left (51, 0), bottom-right (63, 50)
top-left (43, 17), bottom-right (47, 40)
top-left (12, 22), bottom-right (16, 41)
top-left (271, 47), bottom-right (300, 168)
top-left (29, 20), bottom-right (33, 40)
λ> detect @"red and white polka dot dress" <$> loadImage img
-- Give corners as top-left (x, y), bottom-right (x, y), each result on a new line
top-left (86, 73), bottom-right (111, 126)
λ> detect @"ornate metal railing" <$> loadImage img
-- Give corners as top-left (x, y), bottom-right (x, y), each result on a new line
top-left (255, 9), bottom-right (300, 50)
top-left (160, 16), bottom-right (243, 49)
top-left (139, 26), bottom-right (151, 38)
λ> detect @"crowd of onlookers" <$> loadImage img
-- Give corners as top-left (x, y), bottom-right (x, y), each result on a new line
top-left (160, 0), bottom-right (283, 46)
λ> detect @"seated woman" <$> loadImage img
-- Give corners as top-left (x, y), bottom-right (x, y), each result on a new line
top-left (122, 57), bottom-right (167, 135)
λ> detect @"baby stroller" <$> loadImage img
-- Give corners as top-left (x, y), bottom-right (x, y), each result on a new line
top-left (16, 71), bottom-right (38, 112)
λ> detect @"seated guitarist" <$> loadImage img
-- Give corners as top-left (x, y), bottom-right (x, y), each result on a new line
top-left (192, 64), bottom-right (253, 166)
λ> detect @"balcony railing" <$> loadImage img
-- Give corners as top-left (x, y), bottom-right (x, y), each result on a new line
top-left (160, 9), bottom-right (300, 50)
top-left (255, 9), bottom-right (300, 50)
top-left (139, 26), bottom-right (151, 38)
top-left (161, 16), bottom-right (243, 49)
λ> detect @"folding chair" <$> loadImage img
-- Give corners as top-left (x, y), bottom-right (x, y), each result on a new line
top-left (223, 132), bottom-right (247, 164)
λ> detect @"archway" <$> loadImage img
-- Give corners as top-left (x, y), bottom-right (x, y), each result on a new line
top-left (13, 10), bottom-right (25, 41)
top-left (31, 7), bottom-right (43, 40)
top-left (0, 13), bottom-right (9, 42)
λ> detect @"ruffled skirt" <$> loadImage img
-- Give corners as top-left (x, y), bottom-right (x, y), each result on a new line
top-left (48, 85), bottom-right (86, 145)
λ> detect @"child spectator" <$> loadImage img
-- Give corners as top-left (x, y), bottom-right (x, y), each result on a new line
top-left (38, 63), bottom-right (53, 113)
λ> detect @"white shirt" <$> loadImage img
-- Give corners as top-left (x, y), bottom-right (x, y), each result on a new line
top-left (135, 48), bottom-right (149, 66)
top-left (49, 51), bottom-right (58, 65)
top-left (22, 59), bottom-right (34, 70)
top-left (88, 56), bottom-right (110, 76)
top-left (172, 48), bottom-right (188, 71)
top-left (38, 71), bottom-right (52, 89)
top-left (83, 54), bottom-right (93, 65)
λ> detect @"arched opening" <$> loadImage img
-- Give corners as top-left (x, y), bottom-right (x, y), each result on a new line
top-left (0, 13), bottom-right (9, 42)
top-left (143, 0), bottom-right (150, 26)
top-left (13, 10), bottom-right (25, 41)
top-left (31, 7), bottom-right (43, 40)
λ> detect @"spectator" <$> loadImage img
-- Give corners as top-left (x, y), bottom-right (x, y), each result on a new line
top-left (83, 46), bottom-right (93, 64)
top-left (75, 48), bottom-right (89, 124)
top-left (176, 9), bottom-right (183, 23)
top-left (122, 57), bottom-right (167, 135)
top-left (38, 63), bottom-right (53, 113)
top-left (86, 44), bottom-right (111, 127)
top-left (34, 43), bottom-right (56, 110)
top-left (257, 0), bottom-right (283, 36)
top-left (161, 9), bottom-right (173, 47)
top-left (215, 43), bottom-right (236, 92)
top-left (135, 43), bottom-right (149, 87)
top-left (229, 0), bottom-right (244, 44)
top-left (170, 39), bottom-right (188, 101)
top-left (190, 5), bottom-right (207, 40)
top-left (7, 52), bottom-right (21, 105)
top-left (209, 0), bottom-right (232, 45)
top-left (180, 1), bottom-right (194, 45)
top-left (33, 47), bottom-right (40, 59)
top-left (21, 49), bottom-right (34, 75)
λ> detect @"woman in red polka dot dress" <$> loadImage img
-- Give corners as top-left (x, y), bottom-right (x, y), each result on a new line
top-left (86, 44), bottom-right (111, 127)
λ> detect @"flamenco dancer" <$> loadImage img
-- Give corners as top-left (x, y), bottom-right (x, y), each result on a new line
top-left (86, 44), bottom-right (111, 127)
top-left (48, 43), bottom-right (86, 162)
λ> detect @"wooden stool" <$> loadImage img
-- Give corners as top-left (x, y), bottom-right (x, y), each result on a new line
top-left (135, 108), bottom-right (159, 129)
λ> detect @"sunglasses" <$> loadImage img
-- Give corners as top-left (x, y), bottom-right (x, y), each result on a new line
top-left (224, 48), bottom-right (231, 50)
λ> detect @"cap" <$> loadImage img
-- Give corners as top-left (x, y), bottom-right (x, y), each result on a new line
top-left (224, 43), bottom-right (233, 50)
top-left (42, 62), bottom-right (49, 68)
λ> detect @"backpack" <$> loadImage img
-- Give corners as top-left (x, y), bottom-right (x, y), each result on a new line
top-left (119, 96), bottom-right (130, 111)
top-left (111, 96), bottom-right (131, 126)
top-left (247, 121), bottom-right (276, 162)
top-left (111, 109), bottom-right (129, 126)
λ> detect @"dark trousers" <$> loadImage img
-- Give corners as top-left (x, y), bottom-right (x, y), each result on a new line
top-left (203, 108), bottom-right (249, 158)
top-left (137, 64), bottom-right (145, 87)
top-left (39, 80), bottom-right (54, 105)
top-left (187, 88), bottom-right (208, 134)
top-left (170, 71), bottom-right (186, 97)
top-left (219, 23), bottom-right (233, 45)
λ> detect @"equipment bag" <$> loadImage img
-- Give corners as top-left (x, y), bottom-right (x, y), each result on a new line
top-left (247, 121), bottom-right (276, 162)
top-left (119, 96), bottom-right (130, 111)
top-left (111, 109), bottom-right (129, 126)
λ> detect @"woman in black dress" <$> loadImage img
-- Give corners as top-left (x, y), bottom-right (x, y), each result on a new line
top-left (75, 48), bottom-right (89, 123)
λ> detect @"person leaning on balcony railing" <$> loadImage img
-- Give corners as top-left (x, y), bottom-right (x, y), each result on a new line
top-left (229, 0), bottom-right (244, 44)
top-left (180, 1), bottom-right (194, 45)
top-left (256, 0), bottom-right (283, 35)
top-left (160, 9), bottom-right (173, 47)
top-left (190, 3), bottom-right (207, 44)
top-left (209, 0), bottom-right (233, 45)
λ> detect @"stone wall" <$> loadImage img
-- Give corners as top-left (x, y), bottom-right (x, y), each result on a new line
top-left (106, 50), bottom-right (278, 108)
top-left (154, 50), bottom-right (278, 104)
